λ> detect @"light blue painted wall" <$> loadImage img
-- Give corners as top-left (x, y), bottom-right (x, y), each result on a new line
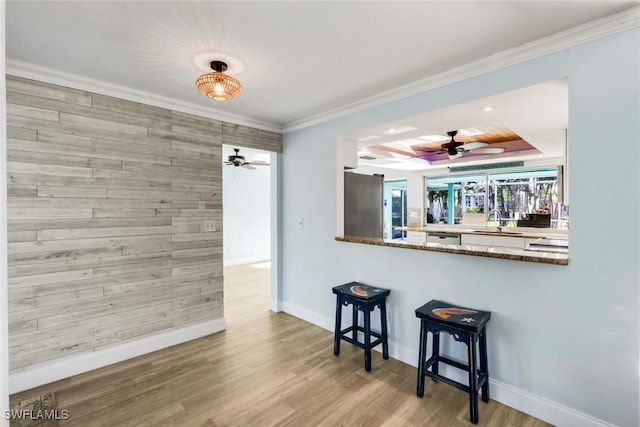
top-left (281, 29), bottom-right (639, 427)
top-left (223, 165), bottom-right (271, 264)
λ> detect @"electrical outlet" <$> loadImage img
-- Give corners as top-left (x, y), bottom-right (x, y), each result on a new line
top-left (203, 220), bottom-right (216, 232)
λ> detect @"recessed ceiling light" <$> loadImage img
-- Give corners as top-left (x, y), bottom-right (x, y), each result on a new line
top-left (482, 106), bottom-right (494, 112)
top-left (383, 126), bottom-right (417, 135)
top-left (356, 135), bottom-right (380, 142)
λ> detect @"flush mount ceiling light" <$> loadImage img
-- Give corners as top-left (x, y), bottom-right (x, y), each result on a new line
top-left (196, 61), bottom-right (243, 102)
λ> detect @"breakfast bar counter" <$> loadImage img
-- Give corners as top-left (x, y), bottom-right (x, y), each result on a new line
top-left (335, 233), bottom-right (569, 266)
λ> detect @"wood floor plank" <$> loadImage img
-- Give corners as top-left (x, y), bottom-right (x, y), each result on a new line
top-left (10, 263), bottom-right (550, 426)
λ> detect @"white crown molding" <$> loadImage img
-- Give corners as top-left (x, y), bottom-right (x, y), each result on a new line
top-left (283, 5), bottom-right (640, 133)
top-left (5, 59), bottom-right (283, 134)
top-left (5, 6), bottom-right (638, 136)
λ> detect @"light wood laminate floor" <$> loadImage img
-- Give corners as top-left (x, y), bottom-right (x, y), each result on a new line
top-left (10, 262), bottom-right (550, 426)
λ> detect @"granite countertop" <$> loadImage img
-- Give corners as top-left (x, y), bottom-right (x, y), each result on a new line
top-left (335, 235), bottom-right (569, 266)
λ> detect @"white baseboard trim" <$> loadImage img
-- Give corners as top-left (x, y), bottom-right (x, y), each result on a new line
top-left (282, 301), bottom-right (334, 332)
top-left (281, 301), bottom-right (615, 427)
top-left (489, 379), bottom-right (617, 427)
top-left (270, 299), bottom-right (282, 313)
top-left (9, 318), bottom-right (226, 394)
top-left (223, 256), bottom-right (270, 267)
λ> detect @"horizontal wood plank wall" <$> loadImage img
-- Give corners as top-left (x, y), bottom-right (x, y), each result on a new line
top-left (5, 76), bottom-right (282, 372)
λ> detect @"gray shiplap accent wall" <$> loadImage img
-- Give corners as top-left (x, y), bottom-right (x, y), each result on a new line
top-left (5, 76), bottom-right (282, 372)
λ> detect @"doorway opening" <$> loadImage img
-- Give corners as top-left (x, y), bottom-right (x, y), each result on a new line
top-left (384, 180), bottom-right (407, 241)
top-left (222, 144), bottom-right (273, 326)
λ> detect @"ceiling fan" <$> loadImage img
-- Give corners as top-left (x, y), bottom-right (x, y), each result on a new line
top-left (224, 148), bottom-right (270, 170)
top-left (426, 130), bottom-right (506, 159)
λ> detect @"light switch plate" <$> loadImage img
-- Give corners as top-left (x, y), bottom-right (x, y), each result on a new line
top-left (298, 218), bottom-right (304, 229)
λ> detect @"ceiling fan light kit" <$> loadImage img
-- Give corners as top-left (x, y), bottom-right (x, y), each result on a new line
top-left (430, 130), bottom-right (505, 160)
top-left (224, 148), bottom-right (270, 170)
top-left (196, 60), bottom-right (243, 101)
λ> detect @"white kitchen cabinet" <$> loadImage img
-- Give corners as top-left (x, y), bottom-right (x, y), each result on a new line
top-left (427, 232), bottom-right (461, 245)
top-left (461, 233), bottom-right (525, 249)
top-left (407, 231), bottom-right (427, 244)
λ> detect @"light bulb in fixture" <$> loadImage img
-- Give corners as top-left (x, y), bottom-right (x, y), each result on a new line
top-left (196, 61), bottom-right (243, 102)
top-left (482, 106), bottom-right (494, 112)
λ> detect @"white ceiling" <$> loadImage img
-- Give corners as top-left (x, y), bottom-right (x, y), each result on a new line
top-left (6, 1), bottom-right (634, 129)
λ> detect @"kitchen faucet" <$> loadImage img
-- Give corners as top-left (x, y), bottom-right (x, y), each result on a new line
top-left (486, 208), bottom-right (503, 231)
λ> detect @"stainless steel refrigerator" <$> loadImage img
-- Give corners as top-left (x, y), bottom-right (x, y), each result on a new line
top-left (344, 172), bottom-right (384, 238)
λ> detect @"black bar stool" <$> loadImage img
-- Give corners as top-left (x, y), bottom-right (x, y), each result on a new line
top-left (415, 300), bottom-right (491, 424)
top-left (333, 282), bottom-right (390, 371)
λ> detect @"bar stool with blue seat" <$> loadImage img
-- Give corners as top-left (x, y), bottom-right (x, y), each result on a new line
top-left (333, 282), bottom-right (390, 372)
top-left (415, 300), bottom-right (491, 424)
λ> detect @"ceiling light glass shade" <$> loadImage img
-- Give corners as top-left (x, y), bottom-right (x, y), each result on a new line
top-left (448, 152), bottom-right (463, 159)
top-left (196, 61), bottom-right (242, 101)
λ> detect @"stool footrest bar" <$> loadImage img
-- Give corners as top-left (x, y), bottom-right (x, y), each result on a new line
top-left (422, 371), bottom-right (488, 393)
top-left (339, 326), bottom-right (382, 339)
top-left (338, 334), bottom-right (382, 349)
top-left (438, 355), bottom-right (471, 372)
top-left (424, 371), bottom-right (470, 393)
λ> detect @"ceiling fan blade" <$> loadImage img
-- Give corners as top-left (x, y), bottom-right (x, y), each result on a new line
top-left (471, 147), bottom-right (506, 154)
top-left (250, 160), bottom-right (271, 166)
top-left (419, 148), bottom-right (446, 154)
top-left (448, 152), bottom-right (463, 160)
top-left (242, 164), bottom-right (256, 170)
top-left (461, 141), bottom-right (488, 151)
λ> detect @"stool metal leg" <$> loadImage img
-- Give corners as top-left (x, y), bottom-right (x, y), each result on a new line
top-left (352, 305), bottom-right (359, 342)
top-left (380, 300), bottom-right (389, 360)
top-left (431, 331), bottom-right (440, 376)
top-left (467, 334), bottom-right (479, 424)
top-left (334, 296), bottom-right (342, 356)
top-left (363, 306), bottom-right (372, 371)
top-left (479, 328), bottom-right (490, 402)
top-left (416, 320), bottom-right (427, 397)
